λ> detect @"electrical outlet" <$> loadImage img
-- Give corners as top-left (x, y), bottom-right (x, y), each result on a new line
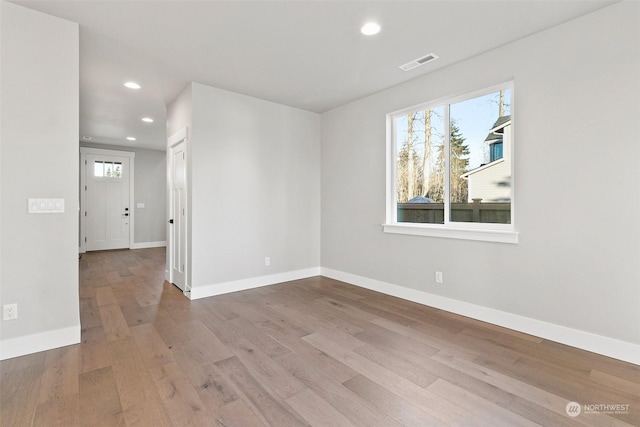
top-left (3, 304), bottom-right (18, 321)
top-left (435, 271), bottom-right (443, 284)
top-left (265, 257), bottom-right (271, 266)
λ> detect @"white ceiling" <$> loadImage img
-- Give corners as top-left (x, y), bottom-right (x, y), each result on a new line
top-left (13, 0), bottom-right (616, 151)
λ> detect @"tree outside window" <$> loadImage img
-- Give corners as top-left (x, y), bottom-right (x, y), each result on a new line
top-left (392, 84), bottom-right (513, 226)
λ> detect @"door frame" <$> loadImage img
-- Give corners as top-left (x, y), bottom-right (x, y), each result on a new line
top-left (80, 147), bottom-right (136, 253)
top-left (167, 128), bottom-right (189, 294)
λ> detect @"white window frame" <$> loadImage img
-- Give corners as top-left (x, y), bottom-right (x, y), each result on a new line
top-left (384, 82), bottom-right (518, 244)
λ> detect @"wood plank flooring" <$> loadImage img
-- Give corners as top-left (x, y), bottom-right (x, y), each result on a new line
top-left (1, 247), bottom-right (639, 426)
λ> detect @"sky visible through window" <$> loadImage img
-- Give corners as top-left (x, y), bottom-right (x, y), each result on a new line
top-left (452, 90), bottom-right (511, 169)
top-left (396, 89), bottom-right (511, 171)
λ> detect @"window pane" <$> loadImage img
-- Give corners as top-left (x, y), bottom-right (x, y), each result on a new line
top-left (94, 160), bottom-right (123, 179)
top-left (490, 142), bottom-right (503, 162)
top-left (449, 89), bottom-right (511, 224)
top-left (396, 106), bottom-right (445, 224)
top-left (94, 161), bottom-right (103, 177)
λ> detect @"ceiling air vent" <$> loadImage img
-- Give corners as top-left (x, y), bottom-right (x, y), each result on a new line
top-left (399, 53), bottom-right (439, 71)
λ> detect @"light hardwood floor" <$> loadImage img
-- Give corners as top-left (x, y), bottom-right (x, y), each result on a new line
top-left (1, 248), bottom-right (638, 426)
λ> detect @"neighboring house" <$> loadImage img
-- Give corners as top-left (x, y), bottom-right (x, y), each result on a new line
top-left (461, 115), bottom-right (511, 202)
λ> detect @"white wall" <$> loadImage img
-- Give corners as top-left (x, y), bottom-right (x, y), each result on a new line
top-left (190, 83), bottom-right (321, 293)
top-left (80, 142), bottom-right (167, 247)
top-left (132, 148), bottom-right (166, 246)
top-left (321, 1), bottom-right (640, 357)
top-left (0, 2), bottom-right (80, 359)
top-left (167, 84), bottom-right (193, 140)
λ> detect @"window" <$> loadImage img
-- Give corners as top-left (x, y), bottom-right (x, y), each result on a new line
top-left (489, 141), bottom-right (503, 162)
top-left (385, 82), bottom-right (517, 243)
top-left (94, 161), bottom-right (122, 178)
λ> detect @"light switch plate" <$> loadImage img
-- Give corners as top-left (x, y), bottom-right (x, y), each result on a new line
top-left (28, 198), bottom-right (65, 213)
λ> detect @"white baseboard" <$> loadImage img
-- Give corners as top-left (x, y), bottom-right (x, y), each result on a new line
top-left (6, 268), bottom-right (635, 365)
top-left (0, 325), bottom-right (81, 361)
top-left (189, 267), bottom-right (321, 300)
top-left (131, 241), bottom-right (166, 249)
top-left (321, 267), bottom-right (640, 366)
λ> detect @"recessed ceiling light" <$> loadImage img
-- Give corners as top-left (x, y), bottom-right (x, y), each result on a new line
top-left (361, 22), bottom-right (381, 36)
top-left (126, 136), bottom-right (136, 141)
top-left (124, 82), bottom-right (141, 89)
top-left (82, 136), bottom-right (92, 140)
top-left (141, 117), bottom-right (154, 123)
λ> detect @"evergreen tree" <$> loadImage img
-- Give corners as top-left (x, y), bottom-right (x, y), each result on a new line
top-left (449, 122), bottom-right (469, 203)
top-left (427, 121), bottom-right (469, 203)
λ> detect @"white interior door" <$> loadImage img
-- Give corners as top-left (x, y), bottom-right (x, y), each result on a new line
top-left (170, 140), bottom-right (187, 291)
top-left (86, 153), bottom-right (131, 251)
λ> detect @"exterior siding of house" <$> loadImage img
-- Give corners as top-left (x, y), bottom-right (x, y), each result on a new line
top-left (466, 125), bottom-right (512, 202)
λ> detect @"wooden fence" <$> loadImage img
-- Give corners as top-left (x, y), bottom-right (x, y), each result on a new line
top-left (397, 200), bottom-right (511, 224)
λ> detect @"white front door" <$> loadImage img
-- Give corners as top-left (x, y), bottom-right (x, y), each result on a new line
top-left (86, 153), bottom-right (131, 251)
top-left (169, 140), bottom-right (187, 291)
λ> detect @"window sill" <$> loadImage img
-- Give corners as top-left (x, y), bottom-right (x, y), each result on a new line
top-left (383, 223), bottom-right (519, 244)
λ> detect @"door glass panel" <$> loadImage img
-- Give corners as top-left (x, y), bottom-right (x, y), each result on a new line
top-left (94, 161), bottom-right (104, 177)
top-left (94, 160), bottom-right (122, 178)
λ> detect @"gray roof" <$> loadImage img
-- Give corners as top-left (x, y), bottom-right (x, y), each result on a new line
top-left (484, 132), bottom-right (502, 143)
top-left (492, 115), bottom-right (511, 130)
top-left (484, 115), bottom-right (511, 143)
